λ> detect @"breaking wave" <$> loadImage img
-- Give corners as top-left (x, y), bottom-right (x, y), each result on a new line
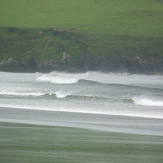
top-left (0, 90), bottom-right (107, 100)
top-left (0, 90), bottom-right (70, 98)
top-left (0, 91), bottom-right (44, 97)
top-left (36, 71), bottom-right (124, 85)
top-left (1, 90), bottom-right (163, 108)
top-left (0, 90), bottom-right (133, 102)
top-left (54, 91), bottom-right (70, 98)
top-left (36, 72), bottom-right (81, 84)
top-left (36, 71), bottom-right (163, 91)
top-left (133, 97), bottom-right (163, 107)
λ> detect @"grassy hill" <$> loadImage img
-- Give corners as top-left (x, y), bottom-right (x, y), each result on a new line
top-left (0, 0), bottom-right (163, 72)
top-left (0, 0), bottom-right (162, 37)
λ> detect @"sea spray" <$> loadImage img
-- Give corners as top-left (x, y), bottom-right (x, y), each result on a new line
top-left (55, 90), bottom-right (70, 98)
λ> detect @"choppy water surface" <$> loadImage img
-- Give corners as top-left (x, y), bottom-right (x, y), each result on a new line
top-left (0, 71), bottom-right (163, 135)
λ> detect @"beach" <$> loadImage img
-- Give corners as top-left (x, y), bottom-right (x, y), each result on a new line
top-left (0, 121), bottom-right (163, 163)
top-left (0, 71), bottom-right (163, 162)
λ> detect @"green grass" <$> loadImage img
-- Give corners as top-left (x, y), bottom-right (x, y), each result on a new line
top-left (0, 122), bottom-right (163, 163)
top-left (0, 1), bottom-right (163, 72)
top-left (0, 27), bottom-right (162, 63)
top-left (0, 0), bottom-right (163, 37)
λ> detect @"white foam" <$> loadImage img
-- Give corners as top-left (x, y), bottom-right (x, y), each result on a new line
top-left (133, 97), bottom-right (163, 107)
top-left (36, 71), bottom-right (163, 88)
top-left (55, 91), bottom-right (70, 98)
top-left (35, 71), bottom-right (129, 85)
top-left (0, 91), bottom-right (44, 97)
top-left (36, 73), bottom-right (79, 84)
top-left (36, 71), bottom-right (108, 84)
top-left (0, 90), bottom-right (72, 99)
top-left (51, 77), bottom-right (79, 84)
top-left (0, 103), bottom-right (162, 119)
top-left (36, 75), bottom-right (55, 82)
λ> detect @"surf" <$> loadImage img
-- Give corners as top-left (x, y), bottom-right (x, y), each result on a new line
top-left (133, 96), bottom-right (163, 107)
top-left (36, 71), bottom-right (163, 91)
top-left (0, 91), bottom-right (44, 97)
top-left (0, 90), bottom-right (71, 99)
top-left (0, 103), bottom-right (163, 119)
top-left (36, 71), bottom-right (128, 84)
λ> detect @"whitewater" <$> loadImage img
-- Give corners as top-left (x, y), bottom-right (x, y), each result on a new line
top-left (0, 71), bottom-right (163, 135)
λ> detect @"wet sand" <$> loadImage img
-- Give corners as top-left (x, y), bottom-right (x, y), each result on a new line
top-left (0, 122), bottom-right (163, 163)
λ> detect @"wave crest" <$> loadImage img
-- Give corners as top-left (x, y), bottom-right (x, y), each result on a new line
top-left (36, 73), bottom-right (80, 84)
top-left (0, 90), bottom-right (70, 99)
top-left (36, 71), bottom-right (110, 84)
top-left (0, 91), bottom-right (44, 97)
top-left (133, 96), bottom-right (163, 107)
top-left (54, 91), bottom-right (70, 98)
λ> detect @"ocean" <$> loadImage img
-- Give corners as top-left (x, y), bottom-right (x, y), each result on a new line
top-left (0, 71), bottom-right (163, 136)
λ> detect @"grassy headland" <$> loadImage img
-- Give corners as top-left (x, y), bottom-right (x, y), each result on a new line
top-left (0, 0), bottom-right (163, 73)
top-left (0, 0), bottom-right (162, 37)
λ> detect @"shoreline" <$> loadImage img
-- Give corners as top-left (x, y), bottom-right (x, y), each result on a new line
top-left (0, 68), bottom-right (163, 75)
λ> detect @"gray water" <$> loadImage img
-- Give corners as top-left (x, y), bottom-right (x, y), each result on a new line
top-left (0, 71), bottom-right (163, 135)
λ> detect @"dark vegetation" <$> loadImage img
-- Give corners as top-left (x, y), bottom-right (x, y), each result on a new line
top-left (0, 27), bottom-right (163, 73)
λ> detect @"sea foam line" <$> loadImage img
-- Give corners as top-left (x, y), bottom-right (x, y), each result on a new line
top-left (0, 104), bottom-right (162, 119)
top-left (0, 90), bottom-right (130, 101)
top-left (36, 73), bottom-right (80, 84)
top-left (0, 90), bottom-right (70, 99)
top-left (0, 91), bottom-right (44, 97)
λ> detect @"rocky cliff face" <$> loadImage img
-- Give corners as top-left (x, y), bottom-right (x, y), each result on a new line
top-left (0, 56), bottom-right (163, 74)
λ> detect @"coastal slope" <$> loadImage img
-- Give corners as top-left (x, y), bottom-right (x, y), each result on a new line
top-left (0, 0), bottom-right (163, 73)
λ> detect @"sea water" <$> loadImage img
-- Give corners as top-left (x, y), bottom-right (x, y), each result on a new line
top-left (0, 71), bottom-right (163, 135)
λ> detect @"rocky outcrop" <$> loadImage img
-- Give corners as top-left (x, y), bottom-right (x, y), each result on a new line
top-left (0, 56), bottom-right (163, 74)
top-left (0, 58), bottom-right (21, 72)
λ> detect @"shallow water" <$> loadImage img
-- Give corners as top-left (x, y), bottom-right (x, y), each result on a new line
top-left (0, 71), bottom-right (163, 135)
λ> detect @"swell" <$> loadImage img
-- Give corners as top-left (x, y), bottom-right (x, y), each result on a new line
top-left (37, 73), bottom-right (163, 91)
top-left (36, 71), bottom-right (163, 91)
top-left (77, 79), bottom-right (163, 91)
